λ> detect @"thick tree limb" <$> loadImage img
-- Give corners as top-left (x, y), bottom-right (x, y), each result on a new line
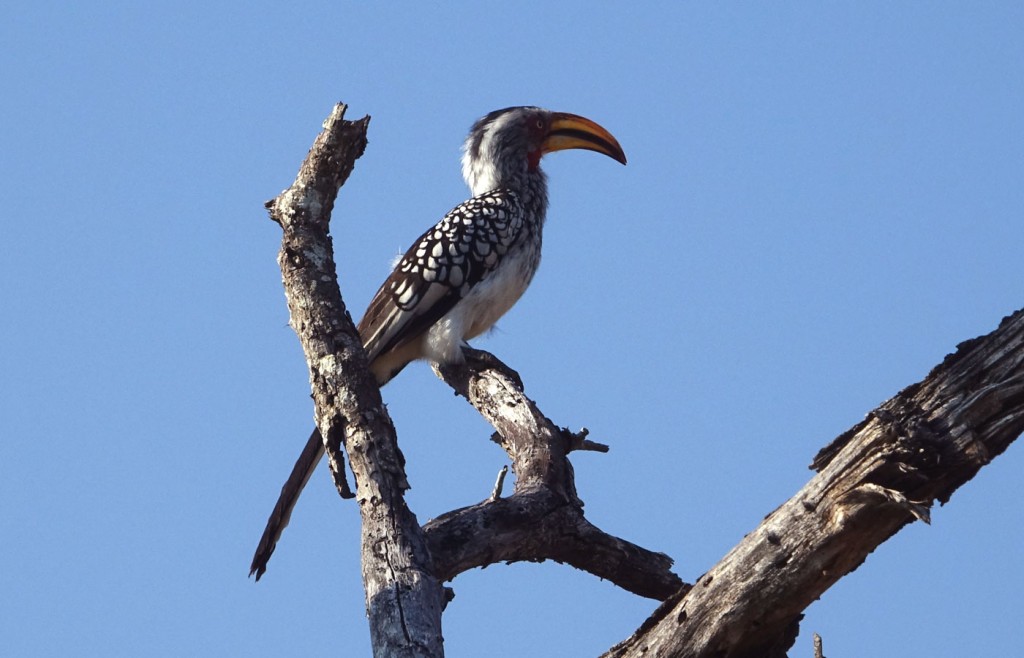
top-left (604, 310), bottom-right (1024, 658)
top-left (265, 103), bottom-right (444, 657)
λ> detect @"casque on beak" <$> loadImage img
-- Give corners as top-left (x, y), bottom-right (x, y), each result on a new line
top-left (541, 112), bottom-right (627, 165)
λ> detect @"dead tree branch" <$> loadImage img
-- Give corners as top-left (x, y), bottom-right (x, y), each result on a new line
top-left (266, 103), bottom-right (444, 657)
top-left (604, 310), bottom-right (1024, 658)
top-left (428, 348), bottom-right (684, 600)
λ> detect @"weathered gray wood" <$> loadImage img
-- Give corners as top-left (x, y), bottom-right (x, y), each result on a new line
top-left (604, 310), bottom-right (1024, 658)
top-left (429, 349), bottom-right (685, 600)
top-left (266, 103), bottom-right (445, 658)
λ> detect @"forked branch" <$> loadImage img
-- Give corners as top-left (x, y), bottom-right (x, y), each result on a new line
top-left (430, 349), bottom-right (684, 599)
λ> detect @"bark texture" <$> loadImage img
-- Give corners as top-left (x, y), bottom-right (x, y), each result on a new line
top-left (429, 349), bottom-right (684, 600)
top-left (604, 310), bottom-right (1024, 658)
top-left (266, 104), bottom-right (444, 657)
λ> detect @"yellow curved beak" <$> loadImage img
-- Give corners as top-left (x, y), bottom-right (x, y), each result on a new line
top-left (542, 112), bottom-right (627, 165)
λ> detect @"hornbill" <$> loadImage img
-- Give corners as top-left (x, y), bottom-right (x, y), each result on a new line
top-left (251, 106), bottom-right (626, 580)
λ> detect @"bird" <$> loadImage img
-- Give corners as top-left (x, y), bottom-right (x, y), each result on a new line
top-left (250, 106), bottom-right (626, 580)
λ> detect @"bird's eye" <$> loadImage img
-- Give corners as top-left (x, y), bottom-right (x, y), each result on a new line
top-left (535, 118), bottom-right (544, 130)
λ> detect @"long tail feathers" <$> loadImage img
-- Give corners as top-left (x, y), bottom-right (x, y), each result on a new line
top-left (250, 428), bottom-right (325, 581)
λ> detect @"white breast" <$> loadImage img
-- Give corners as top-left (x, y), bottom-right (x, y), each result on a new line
top-left (425, 244), bottom-right (540, 364)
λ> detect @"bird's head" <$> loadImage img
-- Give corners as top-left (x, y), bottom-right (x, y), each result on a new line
top-left (461, 106), bottom-right (626, 195)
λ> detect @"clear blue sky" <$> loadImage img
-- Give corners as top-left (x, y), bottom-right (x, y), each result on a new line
top-left (3, 2), bottom-right (1022, 656)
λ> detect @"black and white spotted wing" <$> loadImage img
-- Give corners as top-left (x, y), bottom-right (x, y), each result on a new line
top-left (357, 189), bottom-right (529, 362)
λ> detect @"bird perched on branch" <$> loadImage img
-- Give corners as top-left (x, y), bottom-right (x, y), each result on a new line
top-left (251, 106), bottom-right (626, 579)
